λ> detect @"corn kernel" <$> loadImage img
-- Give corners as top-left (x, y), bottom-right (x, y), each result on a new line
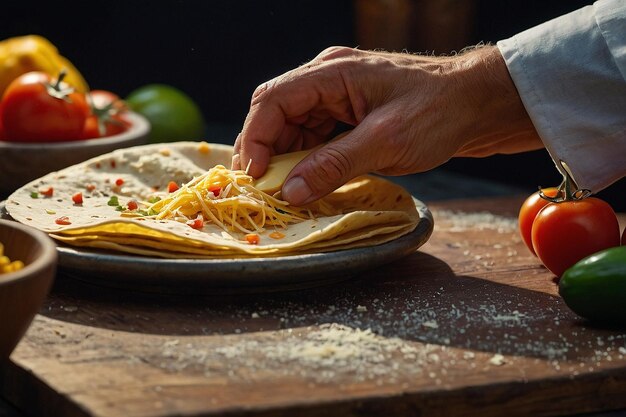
top-left (0, 241), bottom-right (25, 275)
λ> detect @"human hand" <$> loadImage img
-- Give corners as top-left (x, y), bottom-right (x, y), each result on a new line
top-left (233, 45), bottom-right (542, 205)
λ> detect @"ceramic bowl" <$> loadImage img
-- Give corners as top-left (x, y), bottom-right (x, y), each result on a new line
top-left (0, 219), bottom-right (57, 359)
top-left (0, 111), bottom-right (150, 197)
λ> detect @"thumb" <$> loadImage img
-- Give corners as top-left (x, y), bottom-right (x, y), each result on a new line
top-left (281, 129), bottom-right (372, 205)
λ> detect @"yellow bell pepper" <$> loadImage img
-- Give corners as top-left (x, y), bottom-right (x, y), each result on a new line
top-left (0, 34), bottom-right (89, 98)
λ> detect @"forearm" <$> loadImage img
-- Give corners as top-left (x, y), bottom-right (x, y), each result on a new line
top-left (452, 45), bottom-right (543, 158)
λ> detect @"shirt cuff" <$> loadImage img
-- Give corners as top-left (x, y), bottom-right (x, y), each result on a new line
top-left (497, 0), bottom-right (626, 193)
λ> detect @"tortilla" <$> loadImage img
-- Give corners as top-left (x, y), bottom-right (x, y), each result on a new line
top-left (5, 142), bottom-right (420, 258)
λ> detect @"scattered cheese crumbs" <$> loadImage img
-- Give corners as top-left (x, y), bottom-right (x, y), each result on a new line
top-left (463, 351), bottom-right (476, 360)
top-left (422, 320), bottom-right (439, 329)
top-left (434, 209), bottom-right (517, 233)
top-left (489, 354), bottom-right (506, 366)
top-left (251, 312), bottom-right (260, 319)
top-left (159, 148), bottom-right (171, 157)
top-left (356, 305), bottom-right (368, 313)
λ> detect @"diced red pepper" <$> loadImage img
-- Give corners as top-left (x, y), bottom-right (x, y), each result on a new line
top-left (40, 187), bottom-right (54, 197)
top-left (55, 216), bottom-right (71, 225)
top-left (115, 178), bottom-right (124, 186)
top-left (245, 233), bottom-right (260, 245)
top-left (209, 186), bottom-right (221, 197)
top-left (186, 215), bottom-right (204, 230)
top-left (167, 181), bottom-right (179, 193)
top-left (110, 159), bottom-right (117, 168)
top-left (72, 192), bottom-right (83, 205)
top-left (127, 199), bottom-right (138, 210)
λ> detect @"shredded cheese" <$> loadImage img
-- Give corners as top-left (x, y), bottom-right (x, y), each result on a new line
top-left (148, 165), bottom-right (316, 233)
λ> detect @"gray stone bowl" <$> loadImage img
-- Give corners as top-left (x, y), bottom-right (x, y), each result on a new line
top-left (0, 111), bottom-right (150, 196)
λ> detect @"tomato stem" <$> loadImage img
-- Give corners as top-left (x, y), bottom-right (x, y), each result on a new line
top-left (539, 160), bottom-right (591, 203)
top-left (45, 69), bottom-right (75, 102)
top-left (52, 69), bottom-right (68, 89)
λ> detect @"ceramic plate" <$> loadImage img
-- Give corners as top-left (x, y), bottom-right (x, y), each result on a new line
top-left (1, 199), bottom-right (433, 294)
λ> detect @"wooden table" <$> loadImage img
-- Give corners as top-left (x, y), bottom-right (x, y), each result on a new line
top-left (1, 195), bottom-right (626, 417)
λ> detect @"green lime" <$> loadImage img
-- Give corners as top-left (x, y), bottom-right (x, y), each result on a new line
top-left (125, 84), bottom-right (206, 143)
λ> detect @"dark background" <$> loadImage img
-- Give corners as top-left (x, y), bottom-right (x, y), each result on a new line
top-left (2, 0), bottom-right (624, 209)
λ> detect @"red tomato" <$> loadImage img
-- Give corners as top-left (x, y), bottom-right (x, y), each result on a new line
top-left (89, 90), bottom-right (126, 111)
top-left (518, 187), bottom-right (558, 256)
top-left (127, 199), bottom-right (138, 211)
top-left (40, 187), bottom-right (54, 197)
top-left (186, 215), bottom-right (204, 230)
top-left (0, 109), bottom-right (4, 141)
top-left (82, 90), bottom-right (131, 139)
top-left (71, 192), bottom-right (83, 205)
top-left (531, 197), bottom-right (620, 277)
top-left (81, 114), bottom-right (131, 139)
top-left (167, 181), bottom-right (179, 193)
top-left (245, 233), bottom-right (260, 245)
top-left (1, 71), bottom-right (90, 142)
top-left (55, 216), bottom-right (72, 225)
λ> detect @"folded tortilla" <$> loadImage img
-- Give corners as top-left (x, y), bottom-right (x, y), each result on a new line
top-left (6, 142), bottom-right (420, 258)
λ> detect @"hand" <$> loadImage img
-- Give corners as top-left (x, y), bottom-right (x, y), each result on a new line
top-left (233, 45), bottom-right (542, 205)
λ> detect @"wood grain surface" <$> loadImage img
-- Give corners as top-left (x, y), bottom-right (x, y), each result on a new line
top-left (1, 195), bottom-right (625, 417)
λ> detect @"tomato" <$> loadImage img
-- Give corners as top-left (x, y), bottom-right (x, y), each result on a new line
top-left (82, 114), bottom-right (131, 139)
top-left (186, 215), bottom-right (204, 230)
top-left (125, 84), bottom-right (205, 143)
top-left (127, 199), bottom-right (138, 211)
top-left (531, 197), bottom-right (620, 277)
top-left (518, 187), bottom-right (558, 256)
top-left (71, 192), bottom-right (83, 205)
top-left (89, 90), bottom-right (126, 112)
top-left (245, 233), bottom-right (260, 245)
top-left (82, 90), bottom-right (131, 139)
top-left (167, 181), bottom-right (179, 193)
top-left (1, 71), bottom-right (90, 142)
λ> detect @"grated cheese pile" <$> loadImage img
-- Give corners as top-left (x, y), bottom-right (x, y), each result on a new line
top-left (147, 165), bottom-right (322, 234)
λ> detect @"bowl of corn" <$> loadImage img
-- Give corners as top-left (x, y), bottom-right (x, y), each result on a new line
top-left (0, 219), bottom-right (57, 359)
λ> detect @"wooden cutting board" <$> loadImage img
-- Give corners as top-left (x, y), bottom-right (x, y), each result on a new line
top-left (1, 195), bottom-right (625, 417)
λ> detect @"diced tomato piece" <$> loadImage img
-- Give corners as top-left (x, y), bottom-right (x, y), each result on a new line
top-left (245, 233), bottom-right (260, 245)
top-left (186, 215), bottom-right (204, 230)
top-left (115, 178), bottom-right (124, 186)
top-left (209, 186), bottom-right (221, 197)
top-left (72, 192), bottom-right (83, 205)
top-left (127, 199), bottom-right (138, 210)
top-left (55, 216), bottom-right (71, 225)
top-left (86, 184), bottom-right (96, 192)
top-left (40, 187), bottom-right (54, 197)
top-left (167, 181), bottom-right (179, 193)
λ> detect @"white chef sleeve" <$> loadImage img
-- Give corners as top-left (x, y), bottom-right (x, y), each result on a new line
top-left (497, 0), bottom-right (626, 193)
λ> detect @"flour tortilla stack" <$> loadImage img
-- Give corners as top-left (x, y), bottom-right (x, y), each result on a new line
top-left (5, 142), bottom-right (420, 258)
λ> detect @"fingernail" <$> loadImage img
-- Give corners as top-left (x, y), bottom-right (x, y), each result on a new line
top-left (231, 153), bottom-right (240, 170)
top-left (282, 176), bottom-right (313, 205)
